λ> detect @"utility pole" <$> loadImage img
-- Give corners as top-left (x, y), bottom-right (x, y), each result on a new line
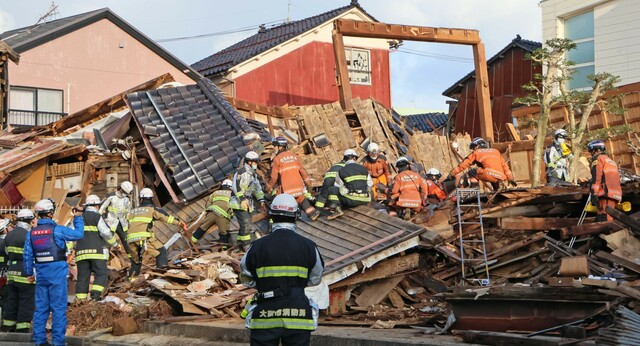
top-left (287, 0), bottom-right (292, 23)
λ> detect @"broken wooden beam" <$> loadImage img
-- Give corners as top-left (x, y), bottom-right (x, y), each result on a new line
top-left (606, 206), bottom-right (640, 236)
top-left (594, 250), bottom-right (640, 274)
top-left (499, 217), bottom-right (581, 231)
top-left (561, 221), bottom-right (624, 239)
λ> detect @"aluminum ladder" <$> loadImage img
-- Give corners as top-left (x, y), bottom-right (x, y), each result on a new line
top-left (455, 188), bottom-right (490, 286)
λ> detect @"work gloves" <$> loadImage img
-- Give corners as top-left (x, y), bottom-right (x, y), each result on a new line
top-left (590, 192), bottom-right (599, 206)
top-left (240, 199), bottom-right (250, 210)
top-left (508, 180), bottom-right (518, 187)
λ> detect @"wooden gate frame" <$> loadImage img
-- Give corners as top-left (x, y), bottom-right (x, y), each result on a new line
top-left (332, 19), bottom-right (494, 141)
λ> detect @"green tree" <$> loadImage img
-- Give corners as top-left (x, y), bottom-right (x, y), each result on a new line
top-left (516, 38), bottom-right (623, 186)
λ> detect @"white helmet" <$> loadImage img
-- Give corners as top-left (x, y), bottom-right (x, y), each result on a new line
top-left (269, 193), bottom-right (299, 219)
top-left (554, 129), bottom-right (568, 139)
top-left (245, 151), bottom-right (260, 162)
top-left (140, 188), bottom-right (154, 199)
top-left (396, 156), bottom-right (410, 167)
top-left (0, 219), bottom-right (10, 232)
top-left (343, 149), bottom-right (358, 159)
top-left (222, 179), bottom-right (233, 188)
top-left (16, 209), bottom-right (35, 221)
top-left (426, 168), bottom-right (441, 176)
top-left (85, 194), bottom-right (101, 205)
top-left (366, 142), bottom-right (379, 154)
top-left (35, 199), bottom-right (56, 215)
top-left (120, 181), bottom-right (134, 194)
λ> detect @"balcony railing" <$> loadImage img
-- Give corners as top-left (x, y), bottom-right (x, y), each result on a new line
top-left (8, 109), bottom-right (67, 127)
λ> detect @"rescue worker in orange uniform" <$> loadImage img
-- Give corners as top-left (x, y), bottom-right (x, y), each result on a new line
top-left (266, 136), bottom-right (321, 221)
top-left (588, 140), bottom-right (622, 222)
top-left (361, 142), bottom-right (390, 200)
top-left (389, 157), bottom-right (429, 220)
top-left (449, 137), bottom-right (517, 190)
top-left (424, 168), bottom-right (448, 203)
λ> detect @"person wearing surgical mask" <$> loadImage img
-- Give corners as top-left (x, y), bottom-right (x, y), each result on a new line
top-left (544, 129), bottom-right (574, 186)
top-left (229, 151), bottom-right (267, 250)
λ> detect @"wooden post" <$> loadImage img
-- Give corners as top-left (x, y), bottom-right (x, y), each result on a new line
top-left (473, 42), bottom-right (493, 141)
top-left (332, 30), bottom-right (353, 112)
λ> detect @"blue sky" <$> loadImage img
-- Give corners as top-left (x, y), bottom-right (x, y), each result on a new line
top-left (0, 0), bottom-right (542, 111)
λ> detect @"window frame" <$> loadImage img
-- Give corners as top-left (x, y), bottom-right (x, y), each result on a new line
top-left (562, 9), bottom-right (595, 90)
top-left (8, 86), bottom-right (66, 126)
top-left (345, 47), bottom-right (372, 86)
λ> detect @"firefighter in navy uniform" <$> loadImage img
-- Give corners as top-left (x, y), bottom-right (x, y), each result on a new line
top-left (191, 179), bottom-right (234, 245)
top-left (75, 195), bottom-right (116, 301)
top-left (24, 199), bottom-right (84, 346)
top-left (1, 210), bottom-right (35, 333)
top-left (126, 188), bottom-right (186, 280)
top-left (241, 194), bottom-right (324, 346)
top-left (325, 150), bottom-right (373, 220)
top-left (230, 151), bottom-right (267, 249)
top-left (0, 219), bottom-right (12, 329)
top-left (314, 149), bottom-right (352, 209)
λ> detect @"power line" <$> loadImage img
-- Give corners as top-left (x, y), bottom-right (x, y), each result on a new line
top-left (156, 19), bottom-right (287, 43)
top-left (396, 49), bottom-right (474, 63)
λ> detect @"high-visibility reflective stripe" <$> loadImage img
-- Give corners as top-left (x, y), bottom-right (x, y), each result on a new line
top-left (91, 284), bottom-right (105, 292)
top-left (191, 236), bottom-right (198, 243)
top-left (126, 232), bottom-right (151, 241)
top-left (110, 225), bottom-right (118, 232)
top-left (323, 172), bottom-right (338, 179)
top-left (108, 207), bottom-right (119, 212)
top-left (11, 276), bottom-right (33, 284)
top-left (76, 293), bottom-right (88, 300)
top-left (256, 266), bottom-right (308, 278)
top-left (328, 195), bottom-right (339, 201)
top-left (84, 226), bottom-right (98, 232)
top-left (210, 196), bottom-right (229, 203)
top-left (315, 201), bottom-right (325, 208)
top-left (343, 194), bottom-right (370, 202)
top-left (207, 205), bottom-right (230, 218)
top-left (237, 234), bottom-right (252, 241)
top-left (16, 322), bottom-right (31, 330)
top-left (249, 318), bottom-right (315, 330)
top-left (0, 256), bottom-right (4, 262)
top-left (344, 175), bottom-right (367, 182)
top-left (167, 216), bottom-right (175, 224)
top-left (130, 217), bottom-right (153, 223)
top-left (6, 246), bottom-right (23, 254)
top-left (2, 320), bottom-right (16, 327)
top-left (76, 253), bottom-right (108, 261)
top-left (107, 237), bottom-right (116, 245)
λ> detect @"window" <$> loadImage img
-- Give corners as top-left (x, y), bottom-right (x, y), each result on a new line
top-left (8, 87), bottom-right (65, 126)
top-left (345, 47), bottom-right (371, 85)
top-left (564, 10), bottom-right (595, 89)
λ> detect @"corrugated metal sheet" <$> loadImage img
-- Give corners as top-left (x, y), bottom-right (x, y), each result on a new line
top-left (127, 79), bottom-right (254, 202)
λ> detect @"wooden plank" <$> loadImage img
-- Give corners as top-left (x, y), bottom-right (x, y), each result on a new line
top-left (387, 289), bottom-right (405, 309)
top-left (499, 217), bottom-right (580, 231)
top-left (330, 253), bottom-right (420, 288)
top-left (594, 250), bottom-right (640, 274)
top-left (606, 206), bottom-right (640, 236)
top-left (472, 42), bottom-right (494, 141)
top-left (506, 123), bottom-right (521, 141)
top-left (355, 275), bottom-right (404, 308)
top-left (332, 30), bottom-right (353, 111)
top-left (328, 286), bottom-right (349, 316)
top-left (562, 221), bottom-right (624, 239)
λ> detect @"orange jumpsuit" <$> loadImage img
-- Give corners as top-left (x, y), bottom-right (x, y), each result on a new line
top-left (591, 153), bottom-right (622, 221)
top-left (390, 169), bottom-right (429, 212)
top-left (267, 150), bottom-right (315, 215)
top-left (451, 148), bottom-right (513, 184)
top-left (362, 155), bottom-right (390, 199)
top-left (426, 179), bottom-right (447, 202)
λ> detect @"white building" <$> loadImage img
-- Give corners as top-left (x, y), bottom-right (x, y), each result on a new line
top-left (541, 0), bottom-right (640, 89)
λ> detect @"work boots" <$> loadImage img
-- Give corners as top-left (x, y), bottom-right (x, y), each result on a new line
top-left (309, 209), bottom-right (321, 221)
top-left (403, 209), bottom-right (412, 221)
top-left (218, 233), bottom-right (230, 244)
top-left (327, 207), bottom-right (344, 220)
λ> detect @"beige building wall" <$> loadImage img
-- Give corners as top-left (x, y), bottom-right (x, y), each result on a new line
top-left (542, 0), bottom-right (640, 85)
top-left (8, 18), bottom-right (196, 114)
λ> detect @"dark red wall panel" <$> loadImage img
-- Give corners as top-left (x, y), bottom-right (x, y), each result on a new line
top-left (234, 41), bottom-right (391, 108)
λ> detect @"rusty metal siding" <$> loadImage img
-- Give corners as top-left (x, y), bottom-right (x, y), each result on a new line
top-left (234, 41), bottom-right (391, 109)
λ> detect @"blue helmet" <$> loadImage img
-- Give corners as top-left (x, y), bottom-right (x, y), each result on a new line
top-left (469, 137), bottom-right (487, 149)
top-left (587, 140), bottom-right (606, 152)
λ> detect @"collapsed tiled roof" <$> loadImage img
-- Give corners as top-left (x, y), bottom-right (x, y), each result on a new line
top-left (127, 79), bottom-right (254, 202)
top-left (191, 1), bottom-right (376, 77)
top-left (404, 112), bottom-right (449, 133)
top-left (442, 35), bottom-right (541, 97)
